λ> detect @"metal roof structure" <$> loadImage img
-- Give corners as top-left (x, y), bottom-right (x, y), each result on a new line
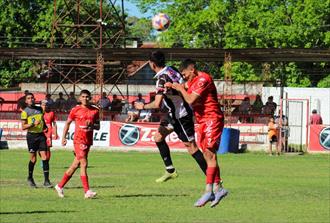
top-left (1, 48), bottom-right (329, 62)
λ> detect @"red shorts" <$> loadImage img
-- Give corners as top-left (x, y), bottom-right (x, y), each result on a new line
top-left (197, 118), bottom-right (224, 152)
top-left (74, 143), bottom-right (91, 160)
top-left (44, 131), bottom-right (52, 147)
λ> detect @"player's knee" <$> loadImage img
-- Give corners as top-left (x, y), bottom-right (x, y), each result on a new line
top-left (154, 132), bottom-right (164, 142)
top-left (183, 142), bottom-right (195, 154)
top-left (203, 149), bottom-right (215, 160)
top-left (79, 159), bottom-right (88, 168)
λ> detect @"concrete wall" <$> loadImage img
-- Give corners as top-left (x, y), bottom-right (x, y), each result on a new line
top-left (20, 81), bottom-right (264, 97)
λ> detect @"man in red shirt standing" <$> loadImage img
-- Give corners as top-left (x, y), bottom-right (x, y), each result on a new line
top-left (310, 109), bottom-right (323, 125)
top-left (55, 90), bottom-right (100, 199)
top-left (169, 59), bottom-right (228, 208)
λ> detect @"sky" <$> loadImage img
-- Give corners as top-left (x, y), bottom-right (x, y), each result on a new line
top-left (124, 1), bottom-right (152, 18)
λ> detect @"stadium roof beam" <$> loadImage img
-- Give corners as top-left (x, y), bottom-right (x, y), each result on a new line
top-left (0, 48), bottom-right (329, 62)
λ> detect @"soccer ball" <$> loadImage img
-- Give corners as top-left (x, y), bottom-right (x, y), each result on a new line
top-left (152, 13), bottom-right (170, 31)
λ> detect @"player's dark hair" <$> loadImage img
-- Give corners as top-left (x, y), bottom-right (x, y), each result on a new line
top-left (179, 59), bottom-right (196, 72)
top-left (150, 50), bottom-right (166, 68)
top-left (24, 92), bottom-right (34, 100)
top-left (80, 89), bottom-right (91, 97)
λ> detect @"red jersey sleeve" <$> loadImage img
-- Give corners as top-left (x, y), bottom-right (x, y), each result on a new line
top-left (68, 107), bottom-right (76, 121)
top-left (190, 76), bottom-right (210, 96)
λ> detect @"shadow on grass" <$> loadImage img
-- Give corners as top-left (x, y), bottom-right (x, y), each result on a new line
top-left (0, 210), bottom-right (76, 215)
top-left (113, 193), bottom-right (189, 198)
top-left (66, 185), bottom-right (115, 189)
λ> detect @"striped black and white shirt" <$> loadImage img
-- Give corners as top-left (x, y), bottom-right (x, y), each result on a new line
top-left (154, 66), bottom-right (193, 120)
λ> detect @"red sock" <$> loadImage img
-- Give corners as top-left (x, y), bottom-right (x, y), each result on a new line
top-left (206, 167), bottom-right (217, 184)
top-left (58, 173), bottom-right (71, 188)
top-left (80, 175), bottom-right (89, 193)
top-left (214, 166), bottom-right (222, 184)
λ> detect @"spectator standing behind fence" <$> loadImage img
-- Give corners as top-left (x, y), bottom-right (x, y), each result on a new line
top-left (264, 96), bottom-right (277, 115)
top-left (66, 92), bottom-right (78, 111)
top-left (251, 95), bottom-right (264, 113)
top-left (268, 117), bottom-right (280, 156)
top-left (310, 109), bottom-right (323, 125)
top-left (97, 92), bottom-right (111, 110)
top-left (45, 94), bottom-right (55, 108)
top-left (17, 90), bottom-right (29, 111)
top-left (55, 92), bottom-right (67, 112)
top-left (275, 110), bottom-right (289, 151)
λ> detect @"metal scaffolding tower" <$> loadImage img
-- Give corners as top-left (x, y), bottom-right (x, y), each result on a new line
top-left (47, 0), bottom-right (127, 97)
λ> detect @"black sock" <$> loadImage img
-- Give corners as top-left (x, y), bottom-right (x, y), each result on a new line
top-left (192, 150), bottom-right (207, 175)
top-left (28, 160), bottom-right (35, 179)
top-left (42, 160), bottom-right (50, 182)
top-left (156, 141), bottom-right (175, 173)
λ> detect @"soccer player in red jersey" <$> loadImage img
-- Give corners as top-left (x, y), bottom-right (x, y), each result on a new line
top-left (41, 100), bottom-right (58, 160)
top-left (169, 59), bottom-right (228, 208)
top-left (55, 90), bottom-right (100, 199)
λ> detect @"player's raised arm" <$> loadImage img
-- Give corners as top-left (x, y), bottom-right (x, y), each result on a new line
top-left (135, 94), bottom-right (163, 110)
top-left (171, 82), bottom-right (199, 105)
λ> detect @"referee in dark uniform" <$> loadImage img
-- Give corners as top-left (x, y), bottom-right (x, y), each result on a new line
top-left (21, 93), bottom-right (52, 188)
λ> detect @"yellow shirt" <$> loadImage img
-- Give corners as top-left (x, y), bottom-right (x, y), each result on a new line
top-left (21, 106), bottom-right (44, 133)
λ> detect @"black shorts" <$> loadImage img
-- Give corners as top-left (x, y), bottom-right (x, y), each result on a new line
top-left (26, 132), bottom-right (48, 153)
top-left (160, 115), bottom-right (195, 142)
top-left (270, 135), bottom-right (278, 143)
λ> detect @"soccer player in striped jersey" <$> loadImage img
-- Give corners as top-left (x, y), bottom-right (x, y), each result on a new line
top-left (135, 51), bottom-right (207, 183)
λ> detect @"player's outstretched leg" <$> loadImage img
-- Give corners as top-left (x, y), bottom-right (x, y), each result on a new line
top-left (55, 184), bottom-right (64, 198)
top-left (155, 169), bottom-right (178, 183)
top-left (155, 140), bottom-right (178, 183)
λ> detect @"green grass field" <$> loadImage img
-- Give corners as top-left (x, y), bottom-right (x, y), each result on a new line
top-left (0, 150), bottom-right (329, 223)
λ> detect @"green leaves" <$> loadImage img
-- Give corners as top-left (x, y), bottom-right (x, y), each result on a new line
top-left (134, 0), bottom-right (329, 87)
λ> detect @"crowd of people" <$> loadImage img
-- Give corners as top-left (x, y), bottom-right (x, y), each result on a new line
top-left (232, 95), bottom-right (278, 123)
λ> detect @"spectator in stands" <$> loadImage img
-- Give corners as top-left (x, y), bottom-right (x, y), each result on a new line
top-left (138, 109), bottom-right (152, 122)
top-left (251, 94), bottom-right (264, 113)
top-left (110, 94), bottom-right (122, 112)
top-left (55, 92), bottom-right (67, 112)
top-left (239, 97), bottom-right (251, 114)
top-left (97, 92), bottom-right (111, 110)
top-left (310, 109), bottom-right (323, 125)
top-left (66, 92), bottom-right (78, 111)
top-left (0, 96), bottom-right (4, 110)
top-left (264, 96), bottom-right (277, 115)
top-left (17, 90), bottom-right (29, 111)
top-left (125, 101), bottom-right (140, 122)
top-left (268, 117), bottom-right (280, 156)
top-left (45, 94), bottom-right (55, 108)
top-left (110, 94), bottom-right (122, 120)
top-left (238, 97), bottom-right (251, 123)
top-left (135, 93), bottom-right (145, 104)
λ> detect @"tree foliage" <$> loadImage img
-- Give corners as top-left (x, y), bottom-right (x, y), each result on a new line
top-left (132, 0), bottom-right (330, 87)
top-left (0, 0), bottom-right (329, 88)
